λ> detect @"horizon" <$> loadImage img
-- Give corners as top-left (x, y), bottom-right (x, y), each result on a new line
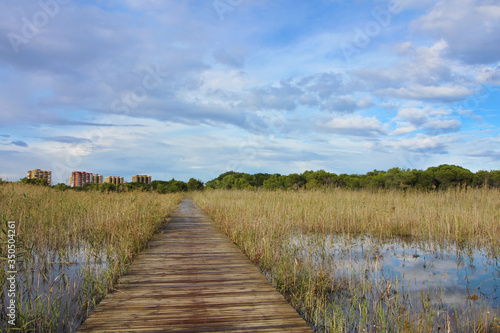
top-left (6, 163), bottom-right (499, 185)
top-left (1, 1), bottom-right (499, 184)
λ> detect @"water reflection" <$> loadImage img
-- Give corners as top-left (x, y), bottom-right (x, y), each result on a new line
top-left (290, 234), bottom-right (500, 312)
top-left (1, 244), bottom-right (113, 332)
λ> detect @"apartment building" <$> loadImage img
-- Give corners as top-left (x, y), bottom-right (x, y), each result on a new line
top-left (132, 175), bottom-right (152, 184)
top-left (105, 176), bottom-right (125, 185)
top-left (93, 174), bottom-right (103, 184)
top-left (70, 171), bottom-right (92, 188)
top-left (27, 169), bottom-right (52, 185)
top-left (69, 172), bottom-right (104, 187)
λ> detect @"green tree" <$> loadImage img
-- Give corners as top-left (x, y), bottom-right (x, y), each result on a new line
top-left (99, 182), bottom-right (117, 192)
top-left (187, 178), bottom-right (204, 191)
top-left (415, 168), bottom-right (437, 190)
top-left (53, 183), bottom-right (69, 191)
top-left (489, 170), bottom-right (500, 188)
top-left (205, 179), bottom-right (222, 189)
top-left (262, 174), bottom-right (285, 190)
top-left (251, 173), bottom-right (272, 187)
top-left (434, 164), bottom-right (473, 189)
top-left (20, 177), bottom-right (49, 186)
top-left (303, 170), bottom-right (338, 189)
top-left (284, 173), bottom-right (306, 190)
top-left (473, 170), bottom-right (489, 188)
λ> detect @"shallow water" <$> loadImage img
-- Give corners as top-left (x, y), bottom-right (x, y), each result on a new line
top-left (290, 234), bottom-right (500, 318)
top-left (1, 244), bottom-right (112, 332)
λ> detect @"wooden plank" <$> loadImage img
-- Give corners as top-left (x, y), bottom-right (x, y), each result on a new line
top-left (78, 199), bottom-right (312, 332)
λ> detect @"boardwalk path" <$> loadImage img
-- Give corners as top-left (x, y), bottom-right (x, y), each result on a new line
top-left (79, 199), bottom-right (313, 332)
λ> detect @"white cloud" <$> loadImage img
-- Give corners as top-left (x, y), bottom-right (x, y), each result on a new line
top-left (0, 1), bottom-right (499, 182)
top-left (321, 115), bottom-right (386, 136)
top-left (395, 106), bottom-right (461, 135)
top-left (412, 0), bottom-right (500, 64)
top-left (321, 96), bottom-right (373, 113)
top-left (476, 66), bottom-right (500, 85)
top-left (425, 119), bottom-right (461, 134)
top-left (379, 85), bottom-right (471, 102)
top-left (389, 134), bottom-right (449, 154)
top-left (389, 123), bottom-right (416, 136)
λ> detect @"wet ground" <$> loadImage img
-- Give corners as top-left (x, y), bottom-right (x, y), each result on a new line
top-left (290, 234), bottom-right (500, 312)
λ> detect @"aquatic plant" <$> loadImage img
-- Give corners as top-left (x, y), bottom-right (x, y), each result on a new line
top-left (192, 188), bottom-right (500, 332)
top-left (0, 182), bottom-right (181, 331)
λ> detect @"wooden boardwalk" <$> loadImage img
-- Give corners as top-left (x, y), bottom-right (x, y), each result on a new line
top-left (78, 199), bottom-right (313, 332)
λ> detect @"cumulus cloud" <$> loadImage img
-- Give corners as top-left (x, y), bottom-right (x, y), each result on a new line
top-left (390, 134), bottom-right (449, 154)
top-left (412, 0), bottom-right (500, 64)
top-left (298, 72), bottom-right (345, 99)
top-left (0, 1), bottom-right (498, 181)
top-left (476, 66), bottom-right (500, 85)
top-left (320, 115), bottom-right (386, 136)
top-left (241, 80), bottom-right (303, 111)
top-left (321, 96), bottom-right (373, 113)
top-left (395, 107), bottom-right (461, 135)
top-left (379, 85), bottom-right (471, 102)
top-left (389, 124), bottom-right (417, 136)
top-left (354, 41), bottom-right (456, 89)
top-left (352, 40), bottom-right (478, 104)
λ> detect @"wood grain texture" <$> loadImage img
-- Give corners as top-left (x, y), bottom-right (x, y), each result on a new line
top-left (78, 199), bottom-right (313, 332)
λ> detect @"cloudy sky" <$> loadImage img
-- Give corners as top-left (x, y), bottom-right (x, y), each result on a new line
top-left (1, 0), bottom-right (499, 184)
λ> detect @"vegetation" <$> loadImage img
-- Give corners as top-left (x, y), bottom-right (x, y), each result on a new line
top-left (0, 182), bottom-right (182, 331)
top-left (11, 164), bottom-right (500, 193)
top-left (2, 163), bottom-right (500, 331)
top-left (20, 177), bottom-right (50, 187)
top-left (205, 165), bottom-right (500, 191)
top-left (52, 178), bottom-right (204, 193)
top-left (192, 189), bottom-right (500, 332)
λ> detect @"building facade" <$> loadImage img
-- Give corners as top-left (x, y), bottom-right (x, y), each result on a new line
top-left (132, 175), bottom-right (152, 184)
top-left (105, 176), bottom-right (125, 185)
top-left (93, 174), bottom-right (103, 184)
top-left (27, 169), bottom-right (52, 185)
top-left (70, 171), bottom-right (94, 188)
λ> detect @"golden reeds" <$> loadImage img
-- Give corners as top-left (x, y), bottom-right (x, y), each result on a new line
top-left (0, 182), bottom-right (182, 331)
top-left (192, 188), bottom-right (500, 332)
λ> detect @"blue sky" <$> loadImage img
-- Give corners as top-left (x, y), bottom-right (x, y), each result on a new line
top-left (1, 0), bottom-right (499, 184)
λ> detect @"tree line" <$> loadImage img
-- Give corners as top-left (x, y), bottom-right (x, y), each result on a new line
top-left (205, 165), bottom-right (500, 191)
top-left (10, 164), bottom-right (500, 192)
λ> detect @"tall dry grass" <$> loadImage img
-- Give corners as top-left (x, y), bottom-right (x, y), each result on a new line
top-left (0, 182), bottom-right (182, 331)
top-left (0, 183), bottom-right (182, 257)
top-left (194, 188), bottom-right (500, 254)
top-left (192, 188), bottom-right (500, 332)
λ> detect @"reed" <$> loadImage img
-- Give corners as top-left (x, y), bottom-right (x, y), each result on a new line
top-left (192, 188), bottom-right (500, 332)
top-left (0, 182), bottom-right (182, 331)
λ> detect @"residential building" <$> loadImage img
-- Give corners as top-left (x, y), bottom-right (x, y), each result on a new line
top-left (132, 175), bottom-right (152, 184)
top-left (27, 169), bottom-right (52, 185)
top-left (70, 171), bottom-right (93, 188)
top-left (105, 176), bottom-right (125, 185)
top-left (93, 174), bottom-right (103, 184)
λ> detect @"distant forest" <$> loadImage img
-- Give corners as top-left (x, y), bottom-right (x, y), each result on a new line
top-left (8, 164), bottom-right (500, 193)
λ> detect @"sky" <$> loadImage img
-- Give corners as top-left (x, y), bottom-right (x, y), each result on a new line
top-left (0, 0), bottom-right (499, 184)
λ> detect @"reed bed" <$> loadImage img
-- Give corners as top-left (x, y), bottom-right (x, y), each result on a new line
top-left (0, 182), bottom-right (182, 332)
top-left (192, 188), bottom-right (500, 332)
